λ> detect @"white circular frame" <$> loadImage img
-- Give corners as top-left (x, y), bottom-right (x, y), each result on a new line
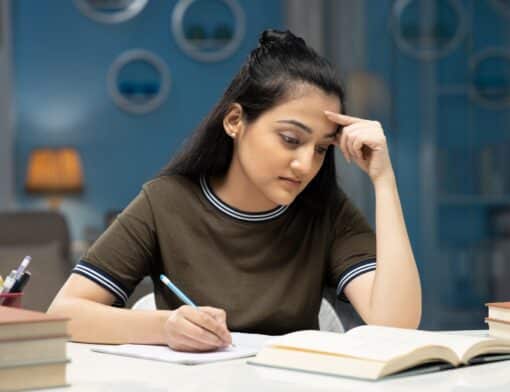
top-left (171, 0), bottom-right (245, 62)
top-left (107, 49), bottom-right (171, 115)
top-left (74, 0), bottom-right (148, 24)
top-left (469, 47), bottom-right (510, 110)
top-left (391, 0), bottom-right (468, 61)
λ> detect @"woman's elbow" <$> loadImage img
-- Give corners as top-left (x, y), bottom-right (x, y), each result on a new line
top-left (47, 295), bottom-right (76, 317)
top-left (397, 308), bottom-right (422, 329)
top-left (400, 315), bottom-right (421, 329)
top-left (368, 307), bottom-right (422, 329)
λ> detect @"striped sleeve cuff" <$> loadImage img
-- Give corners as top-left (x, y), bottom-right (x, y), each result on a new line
top-left (72, 260), bottom-right (130, 307)
top-left (336, 259), bottom-right (377, 301)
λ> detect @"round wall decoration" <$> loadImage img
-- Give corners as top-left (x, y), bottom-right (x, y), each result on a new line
top-left (108, 49), bottom-right (171, 115)
top-left (171, 0), bottom-right (245, 62)
top-left (74, 0), bottom-right (148, 24)
top-left (391, 0), bottom-right (467, 61)
top-left (469, 48), bottom-right (510, 110)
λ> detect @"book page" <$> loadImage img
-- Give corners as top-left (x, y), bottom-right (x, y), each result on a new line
top-left (268, 326), bottom-right (494, 362)
top-left (92, 332), bottom-right (272, 365)
top-left (346, 326), bottom-right (496, 360)
top-left (268, 329), bottom-right (426, 362)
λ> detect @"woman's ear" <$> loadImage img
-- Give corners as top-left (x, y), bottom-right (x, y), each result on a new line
top-left (223, 103), bottom-right (245, 139)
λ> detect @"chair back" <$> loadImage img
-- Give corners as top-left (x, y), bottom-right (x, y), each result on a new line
top-left (0, 210), bottom-right (72, 311)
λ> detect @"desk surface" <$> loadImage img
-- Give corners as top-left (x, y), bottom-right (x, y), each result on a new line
top-left (51, 337), bottom-right (510, 392)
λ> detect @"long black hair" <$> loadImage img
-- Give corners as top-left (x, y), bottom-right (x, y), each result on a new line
top-left (160, 29), bottom-right (345, 212)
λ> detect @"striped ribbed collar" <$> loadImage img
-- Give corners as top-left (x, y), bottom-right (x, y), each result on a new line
top-left (199, 176), bottom-right (289, 222)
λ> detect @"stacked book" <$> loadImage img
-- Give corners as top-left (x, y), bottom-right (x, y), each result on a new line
top-left (0, 305), bottom-right (69, 391)
top-left (486, 302), bottom-right (510, 340)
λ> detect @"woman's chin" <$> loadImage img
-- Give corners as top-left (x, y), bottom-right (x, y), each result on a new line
top-left (266, 189), bottom-right (299, 206)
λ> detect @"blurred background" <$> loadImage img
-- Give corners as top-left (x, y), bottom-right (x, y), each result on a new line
top-left (0, 0), bottom-right (509, 329)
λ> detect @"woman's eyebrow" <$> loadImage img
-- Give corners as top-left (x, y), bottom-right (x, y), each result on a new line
top-left (276, 119), bottom-right (337, 139)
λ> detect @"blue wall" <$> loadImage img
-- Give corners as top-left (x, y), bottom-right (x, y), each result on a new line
top-left (363, 0), bottom-right (510, 329)
top-left (13, 0), bottom-right (283, 241)
top-left (363, 1), bottom-right (423, 265)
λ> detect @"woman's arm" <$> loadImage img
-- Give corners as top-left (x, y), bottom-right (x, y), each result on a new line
top-left (345, 173), bottom-right (422, 328)
top-left (48, 275), bottom-right (170, 344)
top-left (325, 111), bottom-right (422, 328)
top-left (48, 274), bottom-right (232, 350)
top-left (49, 187), bottom-right (231, 350)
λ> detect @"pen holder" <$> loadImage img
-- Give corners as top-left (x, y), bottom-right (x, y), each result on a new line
top-left (0, 292), bottom-right (23, 308)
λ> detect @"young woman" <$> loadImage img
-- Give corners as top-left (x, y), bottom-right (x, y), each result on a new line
top-left (48, 30), bottom-right (421, 352)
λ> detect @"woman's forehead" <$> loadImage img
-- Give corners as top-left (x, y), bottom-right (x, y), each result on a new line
top-left (278, 93), bottom-right (340, 112)
top-left (263, 90), bottom-right (341, 135)
top-left (272, 85), bottom-right (341, 113)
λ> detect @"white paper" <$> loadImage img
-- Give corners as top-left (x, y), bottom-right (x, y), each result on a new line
top-left (92, 332), bottom-right (272, 365)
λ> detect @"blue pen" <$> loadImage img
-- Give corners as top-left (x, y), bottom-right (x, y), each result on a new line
top-left (160, 274), bottom-right (234, 347)
top-left (160, 274), bottom-right (198, 308)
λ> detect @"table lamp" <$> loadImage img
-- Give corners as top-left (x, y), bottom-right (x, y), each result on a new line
top-left (25, 147), bottom-right (84, 209)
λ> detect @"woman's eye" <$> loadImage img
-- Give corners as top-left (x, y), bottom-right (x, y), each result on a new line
top-left (316, 146), bottom-right (328, 155)
top-left (281, 134), bottom-right (300, 145)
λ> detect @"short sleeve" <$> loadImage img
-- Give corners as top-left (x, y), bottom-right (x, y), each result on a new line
top-left (327, 193), bottom-right (376, 301)
top-left (72, 189), bottom-right (156, 306)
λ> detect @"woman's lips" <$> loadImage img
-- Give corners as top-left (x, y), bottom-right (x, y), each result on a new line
top-left (279, 177), bottom-right (302, 187)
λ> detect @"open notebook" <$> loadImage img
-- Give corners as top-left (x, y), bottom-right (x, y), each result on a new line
top-left (92, 332), bottom-right (272, 365)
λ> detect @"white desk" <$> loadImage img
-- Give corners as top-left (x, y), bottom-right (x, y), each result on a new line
top-left (49, 338), bottom-right (510, 392)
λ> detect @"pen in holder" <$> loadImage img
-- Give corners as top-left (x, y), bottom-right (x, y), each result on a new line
top-left (0, 292), bottom-right (24, 308)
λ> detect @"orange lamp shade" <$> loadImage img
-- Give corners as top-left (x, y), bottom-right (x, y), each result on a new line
top-left (25, 148), bottom-right (84, 194)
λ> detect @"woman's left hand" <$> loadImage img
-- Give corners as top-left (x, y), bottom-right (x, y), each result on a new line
top-left (324, 111), bottom-right (393, 183)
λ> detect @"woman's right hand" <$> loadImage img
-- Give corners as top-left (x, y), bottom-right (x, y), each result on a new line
top-left (163, 305), bottom-right (232, 352)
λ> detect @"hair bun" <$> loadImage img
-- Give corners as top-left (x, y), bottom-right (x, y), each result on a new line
top-left (258, 29), bottom-right (305, 49)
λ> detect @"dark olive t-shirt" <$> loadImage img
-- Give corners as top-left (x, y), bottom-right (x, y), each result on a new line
top-left (73, 175), bottom-right (376, 335)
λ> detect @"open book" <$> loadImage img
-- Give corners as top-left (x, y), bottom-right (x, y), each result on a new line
top-left (247, 325), bottom-right (510, 380)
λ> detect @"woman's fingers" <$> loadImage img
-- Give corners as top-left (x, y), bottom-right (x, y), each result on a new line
top-left (339, 129), bottom-right (351, 162)
top-left (177, 308), bottom-right (224, 346)
top-left (179, 317), bottom-right (225, 349)
top-left (164, 305), bottom-right (232, 352)
top-left (198, 307), bottom-right (231, 345)
top-left (182, 306), bottom-right (231, 345)
top-left (344, 129), bottom-right (362, 160)
top-left (200, 306), bottom-right (227, 325)
top-left (324, 110), bottom-right (365, 125)
top-left (340, 125), bottom-right (365, 162)
top-left (338, 121), bottom-right (385, 164)
top-left (170, 330), bottom-right (218, 352)
top-left (352, 135), bottom-right (365, 160)
top-left (328, 112), bottom-right (392, 179)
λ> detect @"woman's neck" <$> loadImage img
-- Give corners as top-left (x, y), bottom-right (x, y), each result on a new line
top-left (209, 161), bottom-right (279, 213)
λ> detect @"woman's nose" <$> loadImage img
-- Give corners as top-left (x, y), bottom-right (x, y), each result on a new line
top-left (290, 148), bottom-right (315, 176)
